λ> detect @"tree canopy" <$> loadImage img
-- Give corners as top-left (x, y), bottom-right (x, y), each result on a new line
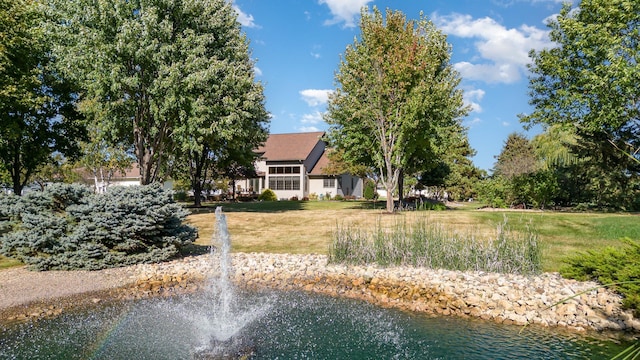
top-left (521, 0), bottom-right (640, 152)
top-left (0, 0), bottom-right (84, 195)
top-left (49, 0), bottom-right (268, 188)
top-left (493, 133), bottom-right (537, 179)
top-left (518, 0), bottom-right (640, 209)
top-left (325, 7), bottom-right (468, 212)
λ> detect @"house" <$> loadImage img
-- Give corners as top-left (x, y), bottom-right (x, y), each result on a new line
top-left (236, 132), bottom-right (363, 200)
top-left (77, 163), bottom-right (173, 193)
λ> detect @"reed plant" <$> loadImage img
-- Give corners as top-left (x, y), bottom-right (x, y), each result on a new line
top-left (329, 215), bottom-right (542, 275)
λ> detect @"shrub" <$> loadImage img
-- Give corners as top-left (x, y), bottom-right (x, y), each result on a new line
top-left (363, 179), bottom-right (377, 200)
top-left (0, 183), bottom-right (197, 270)
top-left (418, 201), bottom-right (446, 211)
top-left (258, 188), bottom-right (277, 201)
top-left (174, 191), bottom-right (187, 202)
top-left (560, 238), bottom-right (640, 315)
top-left (333, 194), bottom-right (344, 201)
top-left (290, 196), bottom-right (299, 201)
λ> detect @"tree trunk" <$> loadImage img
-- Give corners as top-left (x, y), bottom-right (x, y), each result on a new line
top-left (191, 150), bottom-right (208, 208)
top-left (398, 169), bottom-right (404, 203)
top-left (10, 152), bottom-right (24, 195)
top-left (231, 179), bottom-right (236, 201)
top-left (193, 181), bottom-right (203, 207)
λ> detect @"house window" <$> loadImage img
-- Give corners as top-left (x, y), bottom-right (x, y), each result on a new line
top-left (323, 178), bottom-right (335, 188)
top-left (249, 178), bottom-right (260, 193)
top-left (269, 176), bottom-right (300, 190)
top-left (268, 166), bottom-right (300, 174)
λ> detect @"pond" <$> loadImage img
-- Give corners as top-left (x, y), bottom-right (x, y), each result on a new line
top-left (0, 289), bottom-right (631, 360)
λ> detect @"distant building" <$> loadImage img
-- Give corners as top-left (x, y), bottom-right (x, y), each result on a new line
top-left (77, 164), bottom-right (173, 193)
top-left (236, 132), bottom-right (363, 200)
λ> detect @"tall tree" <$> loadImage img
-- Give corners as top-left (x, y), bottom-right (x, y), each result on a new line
top-left (49, 0), bottom-right (268, 187)
top-left (493, 133), bottom-right (537, 179)
top-left (0, 0), bottom-right (84, 195)
top-left (531, 124), bottom-right (579, 170)
top-left (521, 0), bottom-right (640, 159)
top-left (169, 0), bottom-right (268, 207)
top-left (325, 7), bottom-right (468, 212)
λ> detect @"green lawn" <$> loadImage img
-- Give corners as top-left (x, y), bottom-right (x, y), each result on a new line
top-left (2, 200), bottom-right (638, 272)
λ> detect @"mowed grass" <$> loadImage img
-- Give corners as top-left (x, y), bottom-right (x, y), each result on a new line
top-left (1, 200), bottom-right (636, 272)
top-left (187, 201), bottom-right (640, 272)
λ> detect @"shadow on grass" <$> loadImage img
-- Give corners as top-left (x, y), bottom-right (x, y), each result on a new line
top-left (185, 200), bottom-right (306, 213)
top-left (346, 200), bottom-right (387, 210)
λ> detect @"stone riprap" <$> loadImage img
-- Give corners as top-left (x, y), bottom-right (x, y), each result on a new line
top-left (131, 252), bottom-right (640, 334)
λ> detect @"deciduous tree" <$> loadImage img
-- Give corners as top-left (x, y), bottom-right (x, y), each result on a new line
top-left (0, 0), bottom-right (84, 195)
top-left (50, 0), bottom-right (268, 188)
top-left (325, 7), bottom-right (468, 212)
top-left (521, 0), bottom-right (639, 161)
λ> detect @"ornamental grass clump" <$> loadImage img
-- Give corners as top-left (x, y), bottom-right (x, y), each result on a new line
top-left (0, 183), bottom-right (197, 270)
top-left (329, 216), bottom-right (542, 275)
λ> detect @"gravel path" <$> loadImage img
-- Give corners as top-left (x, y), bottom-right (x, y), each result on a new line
top-left (0, 265), bottom-right (136, 311)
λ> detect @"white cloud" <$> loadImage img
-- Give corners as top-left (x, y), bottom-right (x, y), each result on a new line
top-left (299, 126), bottom-right (321, 132)
top-left (465, 117), bottom-right (482, 127)
top-left (311, 52), bottom-right (321, 59)
top-left (502, 121), bottom-right (510, 127)
top-left (301, 111), bottom-right (324, 125)
top-left (463, 88), bottom-right (486, 113)
top-left (233, 5), bottom-right (259, 28)
top-left (432, 13), bottom-right (553, 83)
top-left (318, 0), bottom-right (372, 28)
top-left (300, 89), bottom-right (332, 107)
top-left (253, 66), bottom-right (262, 76)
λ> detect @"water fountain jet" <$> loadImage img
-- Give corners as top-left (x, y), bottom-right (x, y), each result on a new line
top-left (190, 207), bottom-right (271, 358)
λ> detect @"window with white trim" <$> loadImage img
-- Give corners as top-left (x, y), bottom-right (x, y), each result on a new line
top-left (269, 176), bottom-right (300, 190)
top-left (323, 178), bottom-right (335, 188)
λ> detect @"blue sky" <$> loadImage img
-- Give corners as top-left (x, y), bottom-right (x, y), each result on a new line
top-left (232, 0), bottom-right (571, 172)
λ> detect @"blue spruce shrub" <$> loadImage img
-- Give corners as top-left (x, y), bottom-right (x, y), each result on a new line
top-left (0, 183), bottom-right (197, 270)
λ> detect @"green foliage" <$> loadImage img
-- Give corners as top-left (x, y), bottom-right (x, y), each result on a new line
top-left (329, 217), bottom-right (542, 275)
top-left (325, 7), bottom-right (468, 213)
top-left (520, 0), bottom-right (640, 210)
top-left (417, 201), bottom-right (446, 211)
top-left (493, 133), bottom-right (537, 179)
top-left (560, 238), bottom-right (640, 314)
top-left (258, 188), bottom-right (277, 202)
top-left (475, 177), bottom-right (509, 208)
top-left (0, 183), bottom-right (196, 270)
top-left (333, 194), bottom-right (344, 201)
top-left (50, 0), bottom-right (268, 188)
top-left (0, 0), bottom-right (85, 195)
top-left (78, 126), bottom-right (133, 193)
top-left (363, 179), bottom-right (377, 200)
top-left (522, 0), bottom-right (639, 138)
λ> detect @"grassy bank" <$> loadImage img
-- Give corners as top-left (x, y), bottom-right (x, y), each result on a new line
top-left (187, 201), bottom-right (637, 272)
top-left (1, 200), bottom-right (637, 272)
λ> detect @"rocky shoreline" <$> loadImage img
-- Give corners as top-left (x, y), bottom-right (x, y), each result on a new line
top-left (131, 252), bottom-right (639, 335)
top-left (3, 252), bottom-right (639, 337)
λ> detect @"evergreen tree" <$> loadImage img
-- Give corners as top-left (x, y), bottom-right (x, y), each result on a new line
top-left (493, 133), bottom-right (537, 179)
top-left (0, 183), bottom-right (196, 270)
